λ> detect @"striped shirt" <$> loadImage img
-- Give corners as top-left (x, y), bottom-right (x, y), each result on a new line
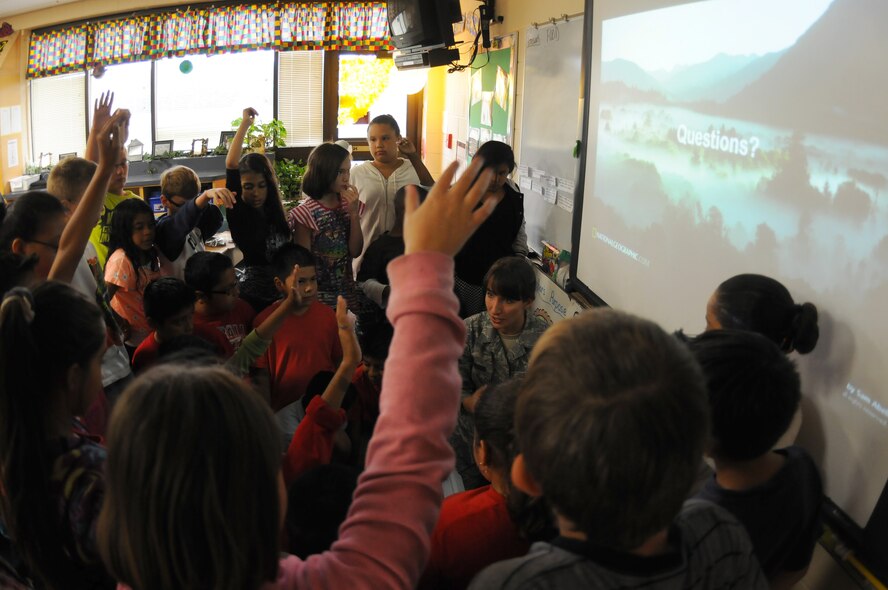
top-left (469, 500), bottom-right (767, 589)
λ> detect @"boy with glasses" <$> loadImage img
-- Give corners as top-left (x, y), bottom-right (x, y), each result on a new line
top-left (185, 251), bottom-right (256, 352)
top-left (156, 165), bottom-right (235, 279)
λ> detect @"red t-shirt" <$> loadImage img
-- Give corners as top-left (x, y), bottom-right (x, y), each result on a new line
top-left (195, 298), bottom-right (256, 352)
top-left (282, 395), bottom-right (347, 485)
top-left (419, 485), bottom-right (530, 590)
top-left (253, 300), bottom-right (343, 411)
top-left (131, 324), bottom-right (232, 374)
top-left (351, 363), bottom-right (381, 428)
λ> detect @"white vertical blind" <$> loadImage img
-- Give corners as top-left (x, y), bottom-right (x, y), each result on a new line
top-left (30, 72), bottom-right (87, 165)
top-left (278, 50), bottom-right (324, 147)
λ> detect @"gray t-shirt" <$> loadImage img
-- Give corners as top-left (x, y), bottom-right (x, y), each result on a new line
top-left (469, 500), bottom-right (767, 590)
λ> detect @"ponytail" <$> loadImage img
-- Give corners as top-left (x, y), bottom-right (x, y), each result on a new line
top-left (789, 301), bottom-right (819, 354)
top-left (0, 283), bottom-right (105, 588)
top-left (713, 274), bottom-right (820, 355)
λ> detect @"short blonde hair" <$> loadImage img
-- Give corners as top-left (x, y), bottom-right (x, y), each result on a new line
top-left (46, 157), bottom-right (97, 204)
top-left (160, 165), bottom-right (201, 200)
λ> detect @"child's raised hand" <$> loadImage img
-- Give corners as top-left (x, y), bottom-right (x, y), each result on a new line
top-left (92, 91), bottom-right (114, 132)
top-left (97, 109), bottom-right (131, 167)
top-left (203, 188), bottom-right (236, 209)
top-left (280, 265), bottom-right (303, 312)
top-left (336, 295), bottom-right (362, 368)
top-left (397, 137), bottom-right (417, 157)
top-left (403, 158), bottom-right (497, 256)
top-left (241, 107), bottom-right (258, 126)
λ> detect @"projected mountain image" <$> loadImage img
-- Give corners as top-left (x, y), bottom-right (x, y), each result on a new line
top-left (583, 0), bottom-right (888, 533)
top-left (593, 0), bottom-right (888, 295)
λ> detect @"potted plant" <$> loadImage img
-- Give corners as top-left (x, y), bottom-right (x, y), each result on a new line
top-left (276, 158), bottom-right (306, 211)
top-left (230, 117), bottom-right (288, 153)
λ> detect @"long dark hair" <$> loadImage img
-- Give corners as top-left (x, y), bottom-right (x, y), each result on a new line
top-left (107, 198), bottom-right (158, 289)
top-left (474, 379), bottom-right (554, 542)
top-left (238, 153), bottom-right (289, 234)
top-left (0, 283), bottom-right (105, 588)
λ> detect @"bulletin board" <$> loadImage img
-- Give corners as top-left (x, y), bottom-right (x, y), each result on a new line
top-left (466, 32), bottom-right (517, 162)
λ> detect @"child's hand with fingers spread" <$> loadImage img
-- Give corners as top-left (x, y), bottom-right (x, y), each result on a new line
top-left (336, 295), bottom-right (362, 369)
top-left (403, 158), bottom-right (497, 256)
top-left (97, 109), bottom-right (131, 169)
top-left (92, 91), bottom-right (114, 133)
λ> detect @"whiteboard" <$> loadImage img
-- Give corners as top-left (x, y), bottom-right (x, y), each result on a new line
top-left (518, 16), bottom-right (584, 255)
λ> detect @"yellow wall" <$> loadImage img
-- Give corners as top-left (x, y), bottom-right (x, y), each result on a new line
top-left (0, 32), bottom-right (27, 191)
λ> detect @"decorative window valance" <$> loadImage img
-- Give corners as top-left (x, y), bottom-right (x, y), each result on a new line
top-left (27, 2), bottom-right (392, 79)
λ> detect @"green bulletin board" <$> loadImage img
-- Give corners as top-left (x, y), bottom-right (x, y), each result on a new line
top-left (467, 33), bottom-right (517, 162)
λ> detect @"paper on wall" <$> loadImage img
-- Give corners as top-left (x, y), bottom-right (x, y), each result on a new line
top-left (0, 108), bottom-right (10, 136)
top-left (557, 191), bottom-right (574, 213)
top-left (7, 139), bottom-right (18, 167)
top-left (557, 177), bottom-right (575, 191)
top-left (9, 106), bottom-right (21, 134)
top-left (542, 186), bottom-right (558, 204)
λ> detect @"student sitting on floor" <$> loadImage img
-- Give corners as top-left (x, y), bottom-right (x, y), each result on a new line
top-left (470, 309), bottom-right (767, 589)
top-left (131, 277), bottom-right (232, 374)
top-left (282, 295), bottom-right (362, 484)
top-left (185, 251), bottom-right (256, 352)
top-left (689, 329), bottom-right (823, 590)
top-left (420, 378), bottom-right (553, 590)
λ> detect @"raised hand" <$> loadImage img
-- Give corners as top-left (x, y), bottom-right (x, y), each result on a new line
top-left (97, 109), bottom-right (131, 168)
top-left (335, 295), bottom-right (362, 368)
top-left (241, 107), bottom-right (258, 128)
top-left (92, 91), bottom-right (114, 133)
top-left (280, 265), bottom-right (303, 313)
top-left (397, 137), bottom-right (417, 157)
top-left (403, 158), bottom-right (497, 256)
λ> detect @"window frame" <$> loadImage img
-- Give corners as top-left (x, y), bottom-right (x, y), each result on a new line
top-left (29, 49), bottom-right (423, 165)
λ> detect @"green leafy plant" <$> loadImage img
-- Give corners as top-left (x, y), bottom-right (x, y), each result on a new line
top-left (231, 117), bottom-right (288, 150)
top-left (275, 158), bottom-right (306, 210)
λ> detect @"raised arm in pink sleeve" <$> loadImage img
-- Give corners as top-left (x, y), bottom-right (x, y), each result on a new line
top-left (270, 251), bottom-right (465, 590)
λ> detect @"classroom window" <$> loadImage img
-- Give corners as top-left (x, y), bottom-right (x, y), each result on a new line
top-left (30, 72), bottom-right (87, 165)
top-left (88, 61), bottom-right (153, 151)
top-left (278, 51), bottom-right (324, 147)
top-left (336, 53), bottom-right (407, 140)
top-left (27, 49), bottom-right (421, 163)
top-left (154, 51), bottom-right (275, 152)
